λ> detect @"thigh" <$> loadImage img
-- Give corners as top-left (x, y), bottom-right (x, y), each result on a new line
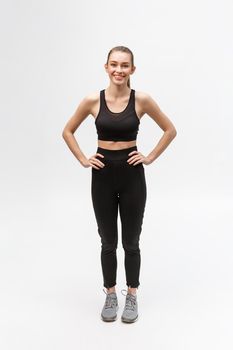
top-left (91, 163), bottom-right (119, 242)
top-left (119, 164), bottom-right (147, 240)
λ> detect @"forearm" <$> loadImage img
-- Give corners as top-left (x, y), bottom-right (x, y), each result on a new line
top-left (147, 130), bottom-right (177, 163)
top-left (62, 131), bottom-right (88, 165)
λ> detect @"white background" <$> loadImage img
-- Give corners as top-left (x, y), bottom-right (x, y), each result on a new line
top-left (0, 0), bottom-right (232, 349)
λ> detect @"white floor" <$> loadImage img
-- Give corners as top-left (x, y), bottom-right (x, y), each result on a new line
top-left (1, 195), bottom-right (232, 350)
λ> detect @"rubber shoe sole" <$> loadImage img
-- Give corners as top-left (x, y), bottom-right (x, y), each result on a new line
top-left (121, 314), bottom-right (138, 323)
top-left (101, 305), bottom-right (119, 322)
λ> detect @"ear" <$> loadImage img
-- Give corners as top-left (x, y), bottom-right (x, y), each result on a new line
top-left (104, 63), bottom-right (108, 71)
top-left (130, 66), bottom-right (136, 75)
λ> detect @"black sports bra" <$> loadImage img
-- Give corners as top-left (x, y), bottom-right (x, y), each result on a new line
top-left (95, 89), bottom-right (140, 141)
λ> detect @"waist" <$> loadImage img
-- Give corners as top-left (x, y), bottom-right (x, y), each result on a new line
top-left (97, 139), bottom-right (136, 150)
top-left (96, 145), bottom-right (138, 161)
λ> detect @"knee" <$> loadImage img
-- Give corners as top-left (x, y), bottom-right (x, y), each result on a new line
top-left (101, 239), bottom-right (118, 254)
top-left (122, 240), bottom-right (140, 254)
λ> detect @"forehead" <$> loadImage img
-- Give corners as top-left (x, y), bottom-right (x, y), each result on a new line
top-left (109, 51), bottom-right (131, 63)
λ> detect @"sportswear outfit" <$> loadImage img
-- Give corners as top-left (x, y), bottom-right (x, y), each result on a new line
top-left (91, 89), bottom-right (147, 290)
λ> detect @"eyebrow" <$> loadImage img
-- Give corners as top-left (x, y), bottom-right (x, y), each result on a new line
top-left (109, 60), bottom-right (130, 64)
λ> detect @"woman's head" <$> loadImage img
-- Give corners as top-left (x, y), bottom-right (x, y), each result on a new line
top-left (105, 46), bottom-right (136, 88)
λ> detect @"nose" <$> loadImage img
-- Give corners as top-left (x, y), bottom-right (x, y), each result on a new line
top-left (116, 66), bottom-right (123, 73)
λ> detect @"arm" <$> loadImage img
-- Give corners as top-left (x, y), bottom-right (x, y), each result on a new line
top-left (62, 95), bottom-right (93, 167)
top-left (141, 93), bottom-right (177, 164)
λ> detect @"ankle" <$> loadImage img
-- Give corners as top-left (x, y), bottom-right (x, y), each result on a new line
top-left (106, 286), bottom-right (116, 294)
top-left (127, 286), bottom-right (138, 295)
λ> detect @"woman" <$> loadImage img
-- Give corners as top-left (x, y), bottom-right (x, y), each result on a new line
top-left (62, 45), bottom-right (177, 323)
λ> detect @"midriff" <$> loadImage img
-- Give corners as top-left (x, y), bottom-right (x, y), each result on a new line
top-left (97, 140), bottom-right (137, 150)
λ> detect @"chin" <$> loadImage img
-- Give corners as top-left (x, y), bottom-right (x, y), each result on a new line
top-left (112, 79), bottom-right (126, 85)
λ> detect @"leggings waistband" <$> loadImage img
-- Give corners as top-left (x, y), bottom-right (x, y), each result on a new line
top-left (96, 146), bottom-right (138, 161)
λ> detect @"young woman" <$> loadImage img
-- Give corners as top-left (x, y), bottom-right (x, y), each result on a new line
top-left (62, 46), bottom-right (177, 323)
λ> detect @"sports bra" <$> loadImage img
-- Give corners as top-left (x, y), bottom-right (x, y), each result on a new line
top-left (95, 89), bottom-right (140, 141)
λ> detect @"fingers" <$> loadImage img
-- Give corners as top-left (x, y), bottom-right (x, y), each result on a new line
top-left (90, 153), bottom-right (105, 169)
top-left (127, 151), bottom-right (144, 165)
top-left (128, 150), bottom-right (138, 156)
top-left (96, 153), bottom-right (104, 158)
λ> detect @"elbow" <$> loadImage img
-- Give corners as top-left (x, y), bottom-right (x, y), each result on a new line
top-left (62, 128), bottom-right (72, 139)
top-left (172, 128), bottom-right (177, 138)
top-left (166, 127), bottom-right (177, 139)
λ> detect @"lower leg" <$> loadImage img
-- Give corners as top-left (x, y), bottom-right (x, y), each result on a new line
top-left (106, 286), bottom-right (137, 294)
top-left (106, 285), bottom-right (116, 294)
top-left (101, 241), bottom-right (118, 294)
top-left (124, 245), bottom-right (141, 295)
top-left (127, 286), bottom-right (137, 295)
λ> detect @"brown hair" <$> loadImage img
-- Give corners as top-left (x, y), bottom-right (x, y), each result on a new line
top-left (106, 46), bottom-right (134, 88)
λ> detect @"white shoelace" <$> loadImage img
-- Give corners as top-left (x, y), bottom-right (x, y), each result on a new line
top-left (103, 288), bottom-right (117, 309)
top-left (121, 289), bottom-right (137, 311)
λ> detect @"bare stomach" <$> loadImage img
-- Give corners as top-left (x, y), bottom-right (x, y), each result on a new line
top-left (97, 140), bottom-right (137, 150)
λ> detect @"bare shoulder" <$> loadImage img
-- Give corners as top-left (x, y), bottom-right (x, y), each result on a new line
top-left (84, 90), bottom-right (99, 103)
top-left (135, 90), bottom-right (155, 105)
top-left (75, 90), bottom-right (100, 114)
top-left (135, 90), bottom-right (177, 133)
top-left (82, 91), bottom-right (100, 118)
top-left (134, 90), bottom-right (155, 118)
top-left (77, 90), bottom-right (99, 110)
top-left (62, 91), bottom-right (99, 134)
top-left (135, 90), bottom-right (164, 114)
top-left (135, 90), bottom-right (150, 100)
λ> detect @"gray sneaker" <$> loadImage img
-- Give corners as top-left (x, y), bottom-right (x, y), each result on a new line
top-left (101, 289), bottom-right (119, 322)
top-left (121, 289), bottom-right (138, 323)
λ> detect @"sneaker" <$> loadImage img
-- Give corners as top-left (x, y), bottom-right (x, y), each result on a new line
top-left (101, 288), bottom-right (119, 322)
top-left (121, 289), bottom-right (138, 323)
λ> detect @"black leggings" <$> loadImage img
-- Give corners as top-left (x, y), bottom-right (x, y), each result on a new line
top-left (91, 146), bottom-right (147, 289)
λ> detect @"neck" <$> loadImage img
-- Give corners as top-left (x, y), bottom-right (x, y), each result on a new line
top-left (106, 84), bottom-right (131, 98)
